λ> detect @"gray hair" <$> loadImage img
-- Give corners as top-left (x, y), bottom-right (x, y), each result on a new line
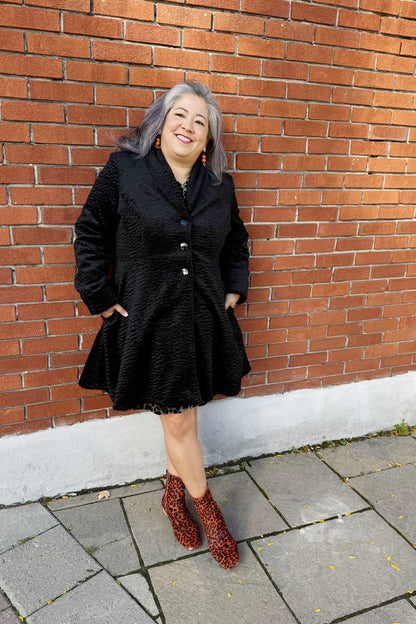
top-left (116, 81), bottom-right (227, 184)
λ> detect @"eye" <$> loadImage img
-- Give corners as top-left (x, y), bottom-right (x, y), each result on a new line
top-left (175, 112), bottom-right (184, 118)
top-left (196, 120), bottom-right (205, 126)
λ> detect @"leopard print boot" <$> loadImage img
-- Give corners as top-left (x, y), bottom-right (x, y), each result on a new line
top-left (162, 471), bottom-right (201, 550)
top-left (191, 486), bottom-right (239, 570)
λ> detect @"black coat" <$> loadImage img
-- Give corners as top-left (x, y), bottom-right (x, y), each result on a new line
top-left (74, 148), bottom-right (250, 414)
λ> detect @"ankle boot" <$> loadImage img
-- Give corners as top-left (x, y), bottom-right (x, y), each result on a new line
top-left (162, 471), bottom-right (201, 550)
top-left (191, 486), bottom-right (239, 570)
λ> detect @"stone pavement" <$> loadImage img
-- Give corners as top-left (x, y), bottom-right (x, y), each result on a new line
top-left (1, 433), bottom-right (416, 624)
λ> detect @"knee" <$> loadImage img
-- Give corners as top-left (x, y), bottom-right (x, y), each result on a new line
top-left (161, 412), bottom-right (195, 440)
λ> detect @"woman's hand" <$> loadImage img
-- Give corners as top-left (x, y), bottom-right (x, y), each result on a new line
top-left (100, 303), bottom-right (128, 319)
top-left (225, 293), bottom-right (240, 310)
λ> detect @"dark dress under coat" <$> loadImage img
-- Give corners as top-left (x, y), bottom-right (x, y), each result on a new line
top-left (74, 147), bottom-right (250, 414)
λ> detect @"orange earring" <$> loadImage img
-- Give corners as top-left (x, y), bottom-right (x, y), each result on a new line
top-left (201, 150), bottom-right (206, 166)
top-left (155, 135), bottom-right (161, 149)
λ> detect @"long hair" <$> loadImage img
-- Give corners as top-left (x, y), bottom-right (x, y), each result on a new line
top-left (116, 81), bottom-right (227, 184)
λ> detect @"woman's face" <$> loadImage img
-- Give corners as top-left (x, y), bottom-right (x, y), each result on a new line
top-left (160, 93), bottom-right (209, 168)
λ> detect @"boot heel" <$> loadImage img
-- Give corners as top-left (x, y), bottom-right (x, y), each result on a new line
top-left (162, 471), bottom-right (201, 550)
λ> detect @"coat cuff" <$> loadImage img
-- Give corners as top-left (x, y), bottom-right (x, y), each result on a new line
top-left (80, 285), bottom-right (119, 316)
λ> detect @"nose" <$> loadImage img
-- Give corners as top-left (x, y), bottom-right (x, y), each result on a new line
top-left (181, 116), bottom-right (194, 133)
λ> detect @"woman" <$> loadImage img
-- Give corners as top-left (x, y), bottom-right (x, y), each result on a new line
top-left (74, 81), bottom-right (250, 570)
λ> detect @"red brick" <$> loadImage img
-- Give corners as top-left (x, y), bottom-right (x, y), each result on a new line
top-left (308, 139), bottom-right (349, 154)
top-left (291, 1), bottom-right (337, 25)
top-left (274, 255), bottom-right (314, 271)
top-left (15, 265), bottom-right (75, 285)
top-left (55, 409), bottom-right (108, 427)
top-left (336, 237), bottom-right (373, 251)
top-left (329, 123), bottom-right (369, 139)
top-left (186, 73), bottom-right (237, 95)
top-left (33, 125), bottom-right (94, 145)
top-left (82, 394), bottom-right (113, 411)
top-left (253, 207), bottom-right (296, 222)
top-left (0, 29), bottom-right (25, 52)
top-left (333, 266), bottom-right (370, 281)
top-left (26, 398), bottom-right (80, 421)
top-left (129, 67), bottom-right (183, 88)
top-left (315, 26), bottom-right (359, 48)
top-left (154, 47), bottom-right (209, 71)
top-left (368, 158), bottom-right (405, 173)
top-left (237, 154), bottom-right (280, 170)
top-left (263, 59), bottom-right (308, 80)
top-left (283, 155), bottom-right (326, 171)
top-left (241, 0), bottom-right (289, 17)
top-left (327, 156), bottom-right (367, 171)
top-left (327, 322), bottom-right (363, 337)
top-left (2, 101), bottom-right (64, 123)
top-left (279, 189), bottom-right (321, 205)
top-left (0, 374), bottom-right (21, 392)
top-left (93, 40), bottom-right (151, 65)
top-left (214, 12), bottom-right (264, 35)
top-left (0, 354), bottom-right (47, 375)
top-left (0, 418), bottom-right (51, 437)
top-left (26, 32), bottom-right (90, 58)
top-left (381, 16), bottom-right (416, 37)
top-left (344, 173), bottom-right (382, 188)
top-left (299, 206), bottom-right (338, 221)
top-left (94, 0), bottom-right (153, 20)
top-left (67, 105), bottom-right (126, 126)
top-left (238, 36), bottom-right (284, 59)
top-left (43, 247), bottom-right (74, 264)
top-left (350, 141), bottom-right (388, 156)
top-left (0, 286), bottom-right (42, 304)
top-left (269, 340), bottom-right (309, 356)
top-left (401, 1), bottom-right (416, 18)
top-left (0, 5), bottom-right (59, 30)
top-left (0, 54), bottom-right (62, 78)
top-left (0, 77), bottom-right (27, 100)
top-left (11, 187), bottom-right (71, 206)
top-left (183, 30), bottom-right (234, 54)
top-left (6, 145), bottom-right (68, 165)
top-left (0, 306), bottom-right (16, 323)
top-left (351, 108), bottom-right (391, 125)
top-left (64, 13), bottom-right (123, 39)
top-left (30, 81), bottom-right (93, 103)
top-left (251, 240), bottom-right (293, 255)
top-left (188, 0), bottom-right (238, 8)
top-left (212, 54), bottom-right (260, 76)
top-left (222, 135), bottom-right (258, 152)
top-left (22, 335), bottom-right (78, 355)
top-left (157, 4), bottom-right (211, 28)
top-left (66, 61), bottom-right (127, 84)
top-left (333, 87), bottom-right (374, 106)
top-left (24, 367), bottom-right (78, 389)
top-left (0, 166), bottom-right (34, 184)
top-left (287, 83), bottom-right (331, 102)
top-left (260, 100), bottom-right (306, 119)
top-left (266, 19), bottom-right (314, 41)
top-left (354, 70), bottom-right (394, 90)
top-left (27, 0), bottom-right (89, 9)
top-left (126, 21), bottom-right (180, 46)
top-left (41, 206), bottom-right (82, 225)
top-left (290, 352), bottom-right (327, 367)
top-left (295, 239), bottom-right (335, 254)
top-left (310, 66), bottom-right (353, 86)
top-left (269, 368), bottom-right (307, 383)
top-left (70, 148), bottom-right (114, 166)
top-left (95, 86), bottom-right (153, 108)
top-left (37, 167), bottom-right (95, 186)
top-left (338, 9), bottom-right (380, 31)
top-left (0, 247), bottom-right (41, 266)
top-left (379, 57), bottom-right (415, 76)
top-left (236, 117), bottom-right (283, 135)
top-left (285, 120), bottom-right (327, 137)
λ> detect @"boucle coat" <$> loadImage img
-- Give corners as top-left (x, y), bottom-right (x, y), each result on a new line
top-left (74, 148), bottom-right (250, 414)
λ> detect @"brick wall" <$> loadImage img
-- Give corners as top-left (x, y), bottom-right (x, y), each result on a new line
top-left (1, 0), bottom-right (416, 438)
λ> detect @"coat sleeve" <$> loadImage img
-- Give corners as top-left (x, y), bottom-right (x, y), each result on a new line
top-left (219, 181), bottom-right (250, 304)
top-left (74, 153), bottom-right (120, 315)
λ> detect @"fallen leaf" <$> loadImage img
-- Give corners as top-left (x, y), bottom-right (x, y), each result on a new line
top-left (390, 563), bottom-right (401, 571)
top-left (257, 546), bottom-right (263, 551)
top-left (171, 581), bottom-right (176, 586)
top-left (329, 566), bottom-right (336, 569)
top-left (314, 608), bottom-right (320, 613)
top-left (304, 505), bottom-right (308, 509)
top-left (387, 556), bottom-right (392, 560)
top-left (348, 556), bottom-right (356, 559)
top-left (398, 515), bottom-right (404, 519)
top-left (227, 592), bottom-right (231, 597)
top-left (98, 490), bottom-right (110, 500)
top-left (267, 542), bottom-right (274, 546)
top-left (238, 579), bottom-right (242, 584)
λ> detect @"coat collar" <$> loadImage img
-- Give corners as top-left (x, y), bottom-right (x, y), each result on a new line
top-left (145, 147), bottom-right (209, 216)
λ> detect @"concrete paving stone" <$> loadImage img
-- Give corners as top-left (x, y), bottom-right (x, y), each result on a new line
top-left (149, 543), bottom-right (297, 624)
top-left (0, 608), bottom-right (21, 624)
top-left (47, 480), bottom-right (163, 511)
top-left (321, 436), bottom-right (416, 478)
top-left (342, 600), bottom-right (416, 623)
top-left (55, 499), bottom-right (140, 576)
top-left (125, 471), bottom-right (286, 566)
top-left (117, 573), bottom-right (159, 617)
top-left (253, 510), bottom-right (416, 624)
top-left (0, 592), bottom-right (10, 611)
top-left (0, 525), bottom-right (101, 618)
top-left (246, 452), bottom-right (366, 526)
top-left (0, 504), bottom-right (57, 554)
top-left (350, 464), bottom-right (416, 544)
top-left (26, 570), bottom-right (154, 624)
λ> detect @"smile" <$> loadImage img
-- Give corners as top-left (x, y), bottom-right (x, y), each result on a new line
top-left (176, 134), bottom-right (192, 144)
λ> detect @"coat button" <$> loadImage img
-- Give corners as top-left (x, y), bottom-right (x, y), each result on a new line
top-left (180, 242), bottom-right (188, 251)
top-left (182, 268), bottom-right (189, 276)
top-left (180, 219), bottom-right (189, 226)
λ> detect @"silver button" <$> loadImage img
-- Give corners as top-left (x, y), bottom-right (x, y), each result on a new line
top-left (180, 242), bottom-right (188, 251)
top-left (182, 268), bottom-right (189, 276)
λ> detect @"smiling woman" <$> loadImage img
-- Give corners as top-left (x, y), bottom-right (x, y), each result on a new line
top-left (74, 81), bottom-right (250, 571)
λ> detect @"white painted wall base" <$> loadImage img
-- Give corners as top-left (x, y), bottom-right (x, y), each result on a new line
top-left (1, 372), bottom-right (416, 506)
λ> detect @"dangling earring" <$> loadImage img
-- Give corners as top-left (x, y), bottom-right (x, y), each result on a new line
top-left (201, 149), bottom-right (206, 167)
top-left (155, 135), bottom-right (161, 149)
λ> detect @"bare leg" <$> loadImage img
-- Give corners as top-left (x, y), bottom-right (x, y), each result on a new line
top-left (159, 407), bottom-right (207, 498)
